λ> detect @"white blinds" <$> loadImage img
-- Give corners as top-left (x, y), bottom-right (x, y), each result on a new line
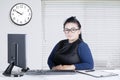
top-left (41, 0), bottom-right (120, 69)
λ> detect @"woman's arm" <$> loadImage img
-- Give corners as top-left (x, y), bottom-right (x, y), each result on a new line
top-left (74, 42), bottom-right (94, 70)
top-left (47, 44), bottom-right (59, 69)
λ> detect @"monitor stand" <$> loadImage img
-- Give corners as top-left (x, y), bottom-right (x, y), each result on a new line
top-left (2, 62), bottom-right (29, 77)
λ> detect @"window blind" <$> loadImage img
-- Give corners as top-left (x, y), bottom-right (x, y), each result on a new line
top-left (41, 0), bottom-right (120, 69)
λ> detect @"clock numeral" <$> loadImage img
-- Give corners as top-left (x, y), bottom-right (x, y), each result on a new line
top-left (13, 17), bottom-right (15, 20)
top-left (27, 17), bottom-right (30, 20)
top-left (12, 13), bottom-right (14, 15)
top-left (13, 9), bottom-right (15, 12)
top-left (16, 6), bottom-right (19, 9)
top-left (20, 4), bottom-right (23, 8)
top-left (27, 9), bottom-right (29, 12)
top-left (20, 21), bottom-right (22, 23)
top-left (29, 13), bottom-right (31, 15)
top-left (24, 6), bottom-right (26, 8)
top-left (24, 20), bottom-right (27, 22)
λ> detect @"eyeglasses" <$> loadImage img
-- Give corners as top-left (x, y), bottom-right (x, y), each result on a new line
top-left (64, 28), bottom-right (80, 33)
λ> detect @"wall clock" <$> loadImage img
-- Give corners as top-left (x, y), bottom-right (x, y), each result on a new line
top-left (10, 3), bottom-right (32, 26)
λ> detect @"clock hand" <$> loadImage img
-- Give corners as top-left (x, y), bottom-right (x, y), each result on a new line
top-left (14, 10), bottom-right (22, 15)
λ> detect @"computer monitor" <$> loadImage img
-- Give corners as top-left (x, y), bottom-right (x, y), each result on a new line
top-left (3, 34), bottom-right (29, 77)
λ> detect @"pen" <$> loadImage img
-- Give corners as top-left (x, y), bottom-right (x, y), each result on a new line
top-left (85, 69), bottom-right (95, 72)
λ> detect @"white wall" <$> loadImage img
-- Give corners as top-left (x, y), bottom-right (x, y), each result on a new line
top-left (0, 0), bottom-right (42, 70)
top-left (0, 0), bottom-right (120, 71)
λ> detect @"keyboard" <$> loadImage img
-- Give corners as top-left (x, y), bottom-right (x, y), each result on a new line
top-left (25, 70), bottom-right (76, 75)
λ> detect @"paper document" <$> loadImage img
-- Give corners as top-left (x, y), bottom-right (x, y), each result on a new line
top-left (76, 70), bottom-right (118, 78)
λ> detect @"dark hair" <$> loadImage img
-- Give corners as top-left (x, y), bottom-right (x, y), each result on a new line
top-left (63, 16), bottom-right (83, 41)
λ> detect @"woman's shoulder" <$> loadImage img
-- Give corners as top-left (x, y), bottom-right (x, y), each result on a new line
top-left (58, 39), bottom-right (68, 44)
top-left (60, 39), bottom-right (68, 42)
top-left (78, 41), bottom-right (89, 47)
top-left (55, 39), bottom-right (68, 47)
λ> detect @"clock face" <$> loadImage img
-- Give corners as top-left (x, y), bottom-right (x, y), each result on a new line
top-left (10, 3), bottom-right (32, 26)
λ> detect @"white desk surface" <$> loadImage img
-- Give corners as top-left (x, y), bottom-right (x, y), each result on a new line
top-left (0, 70), bottom-right (120, 80)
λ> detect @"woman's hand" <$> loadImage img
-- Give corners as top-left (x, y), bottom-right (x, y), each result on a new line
top-left (62, 65), bottom-right (75, 70)
top-left (52, 65), bottom-right (75, 70)
top-left (52, 65), bottom-right (63, 70)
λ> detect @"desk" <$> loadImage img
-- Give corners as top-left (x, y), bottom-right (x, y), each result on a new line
top-left (0, 70), bottom-right (120, 80)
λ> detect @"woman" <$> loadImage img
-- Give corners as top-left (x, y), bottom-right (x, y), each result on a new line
top-left (47, 16), bottom-right (94, 70)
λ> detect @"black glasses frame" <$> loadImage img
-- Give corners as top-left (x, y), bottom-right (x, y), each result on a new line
top-left (64, 28), bottom-right (80, 33)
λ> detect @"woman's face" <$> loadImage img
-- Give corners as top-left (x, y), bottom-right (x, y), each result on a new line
top-left (64, 22), bottom-right (80, 42)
